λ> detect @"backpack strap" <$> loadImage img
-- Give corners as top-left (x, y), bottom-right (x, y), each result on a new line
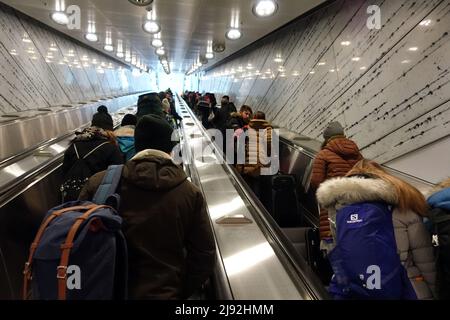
top-left (57, 205), bottom-right (110, 300)
top-left (92, 165), bottom-right (124, 205)
top-left (82, 141), bottom-right (110, 160)
top-left (22, 204), bottom-right (97, 300)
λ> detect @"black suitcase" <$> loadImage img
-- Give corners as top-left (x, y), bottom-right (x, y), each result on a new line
top-left (265, 174), bottom-right (302, 227)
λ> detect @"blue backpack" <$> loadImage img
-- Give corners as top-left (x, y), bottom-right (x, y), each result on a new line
top-left (327, 202), bottom-right (417, 300)
top-left (23, 165), bottom-right (128, 300)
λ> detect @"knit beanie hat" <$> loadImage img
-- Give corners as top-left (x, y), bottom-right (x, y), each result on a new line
top-left (121, 114), bottom-right (137, 127)
top-left (97, 105), bottom-right (108, 113)
top-left (134, 115), bottom-right (175, 154)
top-left (92, 110), bottom-right (113, 131)
top-left (323, 121), bottom-right (344, 140)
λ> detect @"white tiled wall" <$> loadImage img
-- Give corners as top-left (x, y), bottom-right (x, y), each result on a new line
top-left (0, 4), bottom-right (155, 114)
top-left (197, 0), bottom-right (450, 180)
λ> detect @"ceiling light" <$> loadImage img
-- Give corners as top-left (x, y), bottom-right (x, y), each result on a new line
top-left (352, 57), bottom-right (361, 61)
top-left (156, 47), bottom-right (165, 56)
top-left (226, 29), bottom-right (242, 40)
top-left (360, 66), bottom-right (367, 70)
top-left (419, 19), bottom-right (432, 26)
top-left (205, 52), bottom-right (214, 59)
top-left (253, 0), bottom-right (278, 17)
top-left (341, 41), bottom-right (351, 46)
top-left (152, 39), bottom-right (163, 48)
top-left (116, 52), bottom-right (124, 58)
top-left (51, 11), bottom-right (69, 25)
top-left (104, 45), bottom-right (114, 52)
top-left (143, 21), bottom-right (161, 34)
top-left (408, 47), bottom-right (419, 51)
top-left (85, 33), bottom-right (98, 42)
top-left (310, 70), bottom-right (315, 74)
top-left (317, 62), bottom-right (326, 66)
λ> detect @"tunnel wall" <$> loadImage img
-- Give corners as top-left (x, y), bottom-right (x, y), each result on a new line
top-left (197, 0), bottom-right (450, 183)
top-left (0, 3), bottom-right (155, 115)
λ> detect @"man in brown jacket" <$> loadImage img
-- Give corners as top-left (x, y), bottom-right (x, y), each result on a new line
top-left (310, 121), bottom-right (363, 241)
top-left (79, 115), bottom-right (216, 299)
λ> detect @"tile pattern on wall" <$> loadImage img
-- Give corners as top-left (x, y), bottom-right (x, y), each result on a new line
top-left (198, 0), bottom-right (450, 165)
top-left (0, 4), bottom-right (154, 114)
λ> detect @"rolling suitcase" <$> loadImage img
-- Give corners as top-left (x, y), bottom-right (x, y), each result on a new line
top-left (267, 174), bottom-right (302, 227)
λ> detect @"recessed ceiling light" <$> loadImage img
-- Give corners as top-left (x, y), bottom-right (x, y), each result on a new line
top-left (116, 52), bottom-right (124, 58)
top-left (352, 57), bottom-right (361, 61)
top-left (408, 47), bottom-right (419, 51)
top-left (152, 39), bottom-right (163, 48)
top-left (317, 62), bottom-right (326, 66)
top-left (143, 21), bottom-right (161, 34)
top-left (85, 33), bottom-right (98, 42)
top-left (104, 45), bottom-right (114, 52)
top-left (205, 52), bottom-right (214, 59)
top-left (253, 0), bottom-right (278, 17)
top-left (51, 11), bottom-right (69, 25)
top-left (360, 66), bottom-right (367, 70)
top-left (341, 41), bottom-right (351, 46)
top-left (419, 19), bottom-right (432, 26)
top-left (156, 47), bottom-right (165, 56)
top-left (226, 29), bottom-right (242, 40)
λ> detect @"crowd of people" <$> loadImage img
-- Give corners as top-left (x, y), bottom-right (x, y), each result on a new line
top-left (54, 88), bottom-right (450, 300)
top-left (60, 89), bottom-right (215, 300)
top-left (182, 91), bottom-right (450, 300)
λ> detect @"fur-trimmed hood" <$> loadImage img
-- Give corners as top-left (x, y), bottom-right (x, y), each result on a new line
top-left (316, 176), bottom-right (398, 210)
top-left (114, 125), bottom-right (135, 137)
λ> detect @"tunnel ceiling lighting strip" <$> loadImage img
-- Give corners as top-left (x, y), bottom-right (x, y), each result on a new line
top-left (253, 0), bottom-right (278, 17)
top-left (104, 45), bottom-right (114, 52)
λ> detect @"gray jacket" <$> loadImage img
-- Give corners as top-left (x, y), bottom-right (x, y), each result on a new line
top-left (317, 176), bottom-right (436, 299)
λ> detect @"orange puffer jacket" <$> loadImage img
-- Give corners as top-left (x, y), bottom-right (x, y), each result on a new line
top-left (310, 136), bottom-right (363, 239)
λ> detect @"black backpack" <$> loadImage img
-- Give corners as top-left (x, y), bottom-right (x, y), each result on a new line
top-left (61, 142), bottom-right (109, 202)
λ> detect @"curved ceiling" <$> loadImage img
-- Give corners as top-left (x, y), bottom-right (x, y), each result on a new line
top-left (2, 0), bottom-right (326, 74)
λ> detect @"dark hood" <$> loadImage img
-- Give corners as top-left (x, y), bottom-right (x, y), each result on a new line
top-left (122, 151), bottom-right (187, 192)
top-left (325, 137), bottom-right (362, 160)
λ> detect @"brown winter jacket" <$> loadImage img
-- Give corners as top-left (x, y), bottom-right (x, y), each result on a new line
top-left (236, 119), bottom-right (273, 177)
top-left (310, 136), bottom-right (362, 239)
top-left (79, 150), bottom-right (216, 299)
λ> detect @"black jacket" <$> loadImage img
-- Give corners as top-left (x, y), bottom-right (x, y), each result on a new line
top-left (213, 103), bottom-right (237, 132)
top-left (62, 128), bottom-right (124, 177)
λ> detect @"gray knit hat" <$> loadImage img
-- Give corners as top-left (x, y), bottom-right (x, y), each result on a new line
top-left (323, 121), bottom-right (344, 140)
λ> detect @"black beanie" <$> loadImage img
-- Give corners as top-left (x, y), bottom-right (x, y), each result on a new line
top-left (92, 111), bottom-right (113, 131)
top-left (121, 114), bottom-right (137, 127)
top-left (134, 115), bottom-right (175, 154)
top-left (97, 105), bottom-right (108, 113)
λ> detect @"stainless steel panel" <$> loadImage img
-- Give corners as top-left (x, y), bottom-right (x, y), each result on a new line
top-left (0, 93), bottom-right (144, 163)
top-left (176, 96), bottom-right (305, 300)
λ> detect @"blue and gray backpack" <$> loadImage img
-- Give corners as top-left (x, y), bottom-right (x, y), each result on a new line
top-left (328, 201), bottom-right (417, 300)
top-left (23, 165), bottom-right (127, 300)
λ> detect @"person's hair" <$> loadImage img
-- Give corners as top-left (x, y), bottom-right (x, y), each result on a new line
top-left (121, 114), bottom-right (137, 127)
top-left (346, 159), bottom-right (428, 216)
top-left (436, 178), bottom-right (450, 190)
top-left (253, 111), bottom-right (266, 120)
top-left (222, 95), bottom-right (230, 101)
top-left (240, 105), bottom-right (253, 114)
top-left (104, 129), bottom-right (118, 146)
